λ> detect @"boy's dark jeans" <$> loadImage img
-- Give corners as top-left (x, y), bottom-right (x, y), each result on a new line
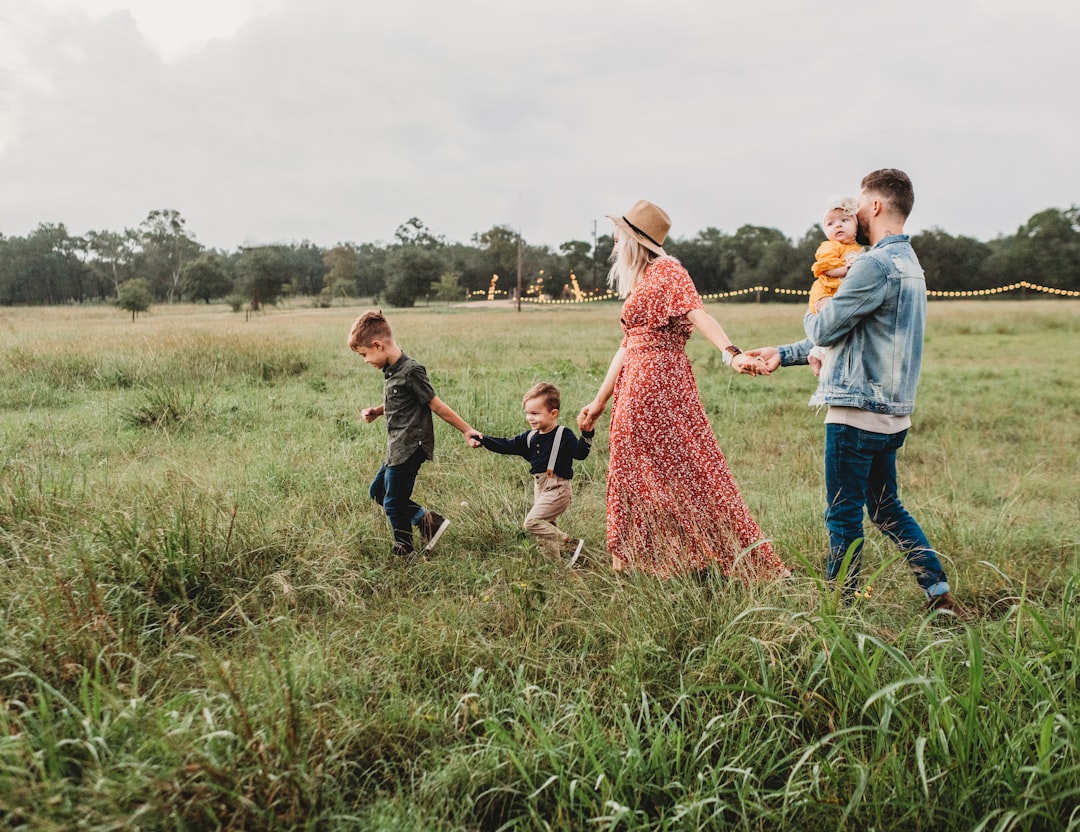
top-left (369, 448), bottom-right (427, 553)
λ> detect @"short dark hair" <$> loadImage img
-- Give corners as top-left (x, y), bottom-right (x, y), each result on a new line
top-left (523, 382), bottom-right (560, 411)
top-left (861, 168), bottom-right (914, 220)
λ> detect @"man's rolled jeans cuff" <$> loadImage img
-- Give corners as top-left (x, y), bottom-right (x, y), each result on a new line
top-left (924, 582), bottom-right (950, 601)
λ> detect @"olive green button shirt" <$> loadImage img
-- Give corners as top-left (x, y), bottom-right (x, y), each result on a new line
top-left (382, 353), bottom-right (436, 466)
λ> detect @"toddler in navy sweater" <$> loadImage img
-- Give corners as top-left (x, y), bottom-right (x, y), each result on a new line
top-left (468, 382), bottom-right (593, 565)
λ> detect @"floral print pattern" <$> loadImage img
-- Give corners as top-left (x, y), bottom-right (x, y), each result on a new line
top-left (606, 257), bottom-right (788, 579)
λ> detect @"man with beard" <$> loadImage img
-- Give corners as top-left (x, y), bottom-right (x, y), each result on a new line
top-left (747, 169), bottom-right (972, 620)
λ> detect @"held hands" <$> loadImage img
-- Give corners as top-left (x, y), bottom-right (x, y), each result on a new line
top-left (731, 352), bottom-right (771, 376)
top-left (464, 428), bottom-right (483, 449)
top-left (743, 347), bottom-right (781, 373)
top-left (577, 400), bottom-right (604, 432)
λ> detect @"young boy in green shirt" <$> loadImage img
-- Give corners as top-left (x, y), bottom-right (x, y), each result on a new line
top-left (348, 310), bottom-right (478, 559)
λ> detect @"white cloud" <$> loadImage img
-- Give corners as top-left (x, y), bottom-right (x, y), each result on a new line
top-left (0, 0), bottom-right (1077, 249)
top-left (32, 0), bottom-right (279, 59)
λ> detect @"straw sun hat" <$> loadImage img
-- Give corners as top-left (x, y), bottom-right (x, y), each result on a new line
top-left (606, 199), bottom-right (670, 256)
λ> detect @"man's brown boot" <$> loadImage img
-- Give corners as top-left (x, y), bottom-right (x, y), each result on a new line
top-left (927, 592), bottom-right (974, 623)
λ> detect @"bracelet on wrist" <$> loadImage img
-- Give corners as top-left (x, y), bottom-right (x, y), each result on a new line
top-left (722, 345), bottom-right (742, 367)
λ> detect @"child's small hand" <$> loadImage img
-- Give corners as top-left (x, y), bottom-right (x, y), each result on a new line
top-left (360, 407), bottom-right (381, 423)
top-left (808, 354), bottom-right (823, 377)
top-left (815, 297), bottom-right (831, 313)
top-left (464, 428), bottom-right (483, 448)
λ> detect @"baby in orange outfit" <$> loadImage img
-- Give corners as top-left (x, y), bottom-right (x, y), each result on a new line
top-left (808, 196), bottom-right (863, 372)
top-left (810, 195), bottom-right (863, 313)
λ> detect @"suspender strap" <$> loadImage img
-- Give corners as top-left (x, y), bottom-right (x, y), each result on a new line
top-left (529, 427), bottom-right (566, 477)
top-left (546, 426), bottom-right (564, 477)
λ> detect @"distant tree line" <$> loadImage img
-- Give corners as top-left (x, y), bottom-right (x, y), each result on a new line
top-left (1, 206), bottom-right (1078, 308)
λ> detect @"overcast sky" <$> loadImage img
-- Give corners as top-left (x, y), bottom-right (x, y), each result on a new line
top-left (1, 0), bottom-right (1077, 252)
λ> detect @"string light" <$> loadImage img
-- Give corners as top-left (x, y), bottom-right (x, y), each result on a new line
top-left (926, 280), bottom-right (1080, 298)
top-left (569, 271), bottom-right (584, 302)
top-left (479, 280), bottom-right (1079, 304)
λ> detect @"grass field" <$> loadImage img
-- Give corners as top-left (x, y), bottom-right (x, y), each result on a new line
top-left (1, 299), bottom-right (1078, 831)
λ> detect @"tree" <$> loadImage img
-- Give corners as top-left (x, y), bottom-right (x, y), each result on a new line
top-left (593, 233), bottom-right (615, 291)
top-left (323, 246), bottom-right (361, 297)
top-left (85, 229), bottom-right (137, 299)
top-left (319, 247), bottom-right (358, 305)
top-left (136, 210), bottom-right (202, 302)
top-left (1001, 207), bottom-right (1080, 290)
top-left (559, 240), bottom-right (594, 290)
top-left (433, 271), bottom-right (464, 302)
top-left (383, 247), bottom-right (444, 307)
top-left (116, 278), bottom-right (152, 321)
top-left (911, 228), bottom-right (992, 293)
top-left (527, 245), bottom-right (567, 298)
top-left (0, 224), bottom-right (91, 305)
top-left (394, 217), bottom-right (444, 249)
top-left (444, 242), bottom-right (490, 296)
top-left (181, 252), bottom-right (234, 303)
top-left (666, 227), bottom-right (732, 295)
top-left (287, 241), bottom-right (328, 296)
top-left (237, 246), bottom-right (294, 310)
top-left (727, 225), bottom-right (794, 295)
top-left (466, 225), bottom-right (521, 297)
top-left (381, 219), bottom-right (447, 306)
top-left (354, 243), bottom-right (388, 298)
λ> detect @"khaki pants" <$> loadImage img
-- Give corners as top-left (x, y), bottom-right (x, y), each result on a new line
top-left (524, 473), bottom-right (571, 560)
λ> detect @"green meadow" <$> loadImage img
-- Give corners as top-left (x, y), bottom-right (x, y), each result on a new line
top-left (1, 299), bottom-right (1078, 831)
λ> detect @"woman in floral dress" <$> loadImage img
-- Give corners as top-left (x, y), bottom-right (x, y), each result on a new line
top-left (578, 200), bottom-right (789, 580)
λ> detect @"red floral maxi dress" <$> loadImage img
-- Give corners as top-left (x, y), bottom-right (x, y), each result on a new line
top-left (606, 257), bottom-right (788, 580)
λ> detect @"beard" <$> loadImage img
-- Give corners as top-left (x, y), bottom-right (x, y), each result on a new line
top-left (855, 219), bottom-right (871, 246)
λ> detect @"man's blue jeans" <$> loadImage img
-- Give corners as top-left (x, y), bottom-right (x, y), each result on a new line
top-left (369, 448), bottom-right (428, 553)
top-left (824, 423), bottom-right (949, 599)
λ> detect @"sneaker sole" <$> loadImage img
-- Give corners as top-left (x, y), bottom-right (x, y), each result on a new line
top-left (423, 518), bottom-right (451, 552)
top-left (568, 538), bottom-right (585, 568)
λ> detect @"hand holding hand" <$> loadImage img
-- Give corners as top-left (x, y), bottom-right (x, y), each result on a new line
top-left (577, 401), bottom-right (603, 432)
top-left (732, 353), bottom-right (770, 376)
top-left (464, 428), bottom-right (483, 448)
top-left (743, 347), bottom-right (780, 373)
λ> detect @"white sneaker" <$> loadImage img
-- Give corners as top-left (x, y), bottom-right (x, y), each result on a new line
top-left (566, 538), bottom-right (585, 568)
top-left (420, 512), bottom-right (451, 552)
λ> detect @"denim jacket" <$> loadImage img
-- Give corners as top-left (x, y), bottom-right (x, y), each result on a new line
top-left (778, 235), bottom-right (926, 415)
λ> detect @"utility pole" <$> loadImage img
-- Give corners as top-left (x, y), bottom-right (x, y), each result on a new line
top-left (591, 219), bottom-right (598, 291)
top-left (516, 232), bottom-right (523, 313)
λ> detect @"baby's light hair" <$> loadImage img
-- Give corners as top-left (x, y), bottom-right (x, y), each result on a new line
top-left (523, 382), bottom-right (560, 412)
top-left (822, 195), bottom-right (858, 221)
top-left (348, 309), bottom-right (393, 351)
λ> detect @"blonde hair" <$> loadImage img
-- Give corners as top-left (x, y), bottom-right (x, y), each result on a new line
top-left (607, 233), bottom-right (661, 297)
top-left (347, 309), bottom-right (393, 351)
top-left (822, 195), bottom-right (858, 221)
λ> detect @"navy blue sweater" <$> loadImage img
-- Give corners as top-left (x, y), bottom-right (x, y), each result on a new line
top-left (480, 426), bottom-right (594, 479)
